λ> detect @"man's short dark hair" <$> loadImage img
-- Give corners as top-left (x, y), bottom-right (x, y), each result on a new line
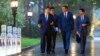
top-left (79, 8), bottom-right (85, 12)
top-left (50, 7), bottom-right (54, 9)
top-left (45, 6), bottom-right (50, 9)
top-left (62, 5), bottom-right (68, 9)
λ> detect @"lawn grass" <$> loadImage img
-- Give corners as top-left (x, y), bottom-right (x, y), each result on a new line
top-left (21, 37), bottom-right (40, 48)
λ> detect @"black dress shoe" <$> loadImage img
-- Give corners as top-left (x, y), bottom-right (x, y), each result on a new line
top-left (41, 51), bottom-right (45, 53)
top-left (52, 50), bottom-right (55, 54)
top-left (47, 52), bottom-right (50, 54)
top-left (81, 50), bottom-right (85, 54)
top-left (65, 49), bottom-right (68, 54)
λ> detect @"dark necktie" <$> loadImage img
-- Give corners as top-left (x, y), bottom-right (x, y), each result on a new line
top-left (45, 14), bottom-right (48, 22)
top-left (81, 16), bottom-right (84, 22)
top-left (64, 13), bottom-right (67, 18)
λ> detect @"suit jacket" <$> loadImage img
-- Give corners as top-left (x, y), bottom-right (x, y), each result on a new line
top-left (76, 15), bottom-right (89, 34)
top-left (52, 14), bottom-right (59, 28)
top-left (38, 13), bottom-right (54, 34)
top-left (58, 11), bottom-right (74, 32)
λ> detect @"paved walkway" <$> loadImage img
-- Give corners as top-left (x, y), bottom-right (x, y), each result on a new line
top-left (0, 45), bottom-right (21, 56)
top-left (20, 29), bottom-right (100, 56)
top-left (20, 39), bottom-right (99, 56)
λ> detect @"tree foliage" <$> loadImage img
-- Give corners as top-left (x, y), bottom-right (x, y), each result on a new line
top-left (0, 0), bottom-right (25, 28)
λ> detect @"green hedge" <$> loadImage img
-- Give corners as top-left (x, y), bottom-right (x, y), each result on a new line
top-left (21, 37), bottom-right (40, 48)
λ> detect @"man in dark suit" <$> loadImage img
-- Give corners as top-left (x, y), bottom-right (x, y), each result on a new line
top-left (38, 7), bottom-right (54, 54)
top-left (58, 5), bottom-right (74, 54)
top-left (76, 8), bottom-right (90, 54)
top-left (49, 7), bottom-right (59, 54)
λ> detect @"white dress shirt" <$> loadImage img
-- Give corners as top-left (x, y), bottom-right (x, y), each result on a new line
top-left (45, 13), bottom-right (48, 21)
top-left (64, 11), bottom-right (68, 18)
top-left (81, 15), bottom-right (84, 21)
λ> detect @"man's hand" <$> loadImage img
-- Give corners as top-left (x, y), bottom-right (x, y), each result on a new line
top-left (76, 31), bottom-right (80, 37)
top-left (71, 30), bottom-right (74, 33)
top-left (58, 29), bottom-right (61, 33)
top-left (50, 21), bottom-right (54, 25)
top-left (55, 27), bottom-right (58, 32)
top-left (82, 24), bottom-right (87, 27)
top-left (38, 24), bottom-right (41, 28)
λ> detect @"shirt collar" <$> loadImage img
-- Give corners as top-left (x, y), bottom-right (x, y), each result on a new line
top-left (64, 11), bottom-right (68, 14)
top-left (45, 13), bottom-right (48, 16)
top-left (81, 14), bottom-right (84, 17)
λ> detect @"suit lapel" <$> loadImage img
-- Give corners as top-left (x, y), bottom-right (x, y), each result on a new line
top-left (66, 12), bottom-right (69, 19)
top-left (63, 13), bottom-right (65, 18)
top-left (44, 14), bottom-right (50, 23)
top-left (63, 12), bottom-right (69, 19)
top-left (46, 14), bottom-right (49, 23)
top-left (43, 14), bottom-right (47, 23)
top-left (79, 15), bottom-right (86, 23)
top-left (84, 15), bottom-right (87, 23)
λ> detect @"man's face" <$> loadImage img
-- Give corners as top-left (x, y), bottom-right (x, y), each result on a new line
top-left (79, 10), bottom-right (84, 15)
top-left (50, 9), bottom-right (55, 14)
top-left (62, 7), bottom-right (67, 12)
top-left (45, 8), bottom-right (50, 14)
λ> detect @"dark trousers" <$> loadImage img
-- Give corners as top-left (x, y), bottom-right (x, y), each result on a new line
top-left (80, 27), bottom-right (87, 52)
top-left (61, 30), bottom-right (71, 51)
top-left (76, 34), bottom-right (81, 43)
top-left (40, 31), bottom-right (52, 53)
top-left (61, 31), bottom-right (66, 49)
top-left (51, 31), bottom-right (57, 51)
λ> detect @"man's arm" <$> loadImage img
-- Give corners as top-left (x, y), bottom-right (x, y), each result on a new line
top-left (38, 14), bottom-right (42, 28)
top-left (82, 16), bottom-right (90, 27)
top-left (58, 14), bottom-right (62, 30)
top-left (86, 16), bottom-right (90, 26)
top-left (57, 14), bottom-right (62, 33)
top-left (50, 15), bottom-right (54, 25)
top-left (70, 12), bottom-right (74, 31)
top-left (76, 16), bottom-right (80, 36)
top-left (55, 15), bottom-right (58, 27)
top-left (86, 15), bottom-right (91, 35)
top-left (54, 15), bottom-right (59, 31)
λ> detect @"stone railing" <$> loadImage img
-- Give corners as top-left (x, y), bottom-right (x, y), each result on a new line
top-left (0, 25), bottom-right (21, 56)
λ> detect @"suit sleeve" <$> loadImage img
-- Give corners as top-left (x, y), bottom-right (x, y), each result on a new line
top-left (58, 14), bottom-right (62, 29)
top-left (55, 15), bottom-right (58, 27)
top-left (76, 16), bottom-right (79, 32)
top-left (86, 16), bottom-right (90, 26)
top-left (51, 15), bottom-right (55, 24)
top-left (38, 14), bottom-right (42, 24)
top-left (70, 13), bottom-right (74, 31)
